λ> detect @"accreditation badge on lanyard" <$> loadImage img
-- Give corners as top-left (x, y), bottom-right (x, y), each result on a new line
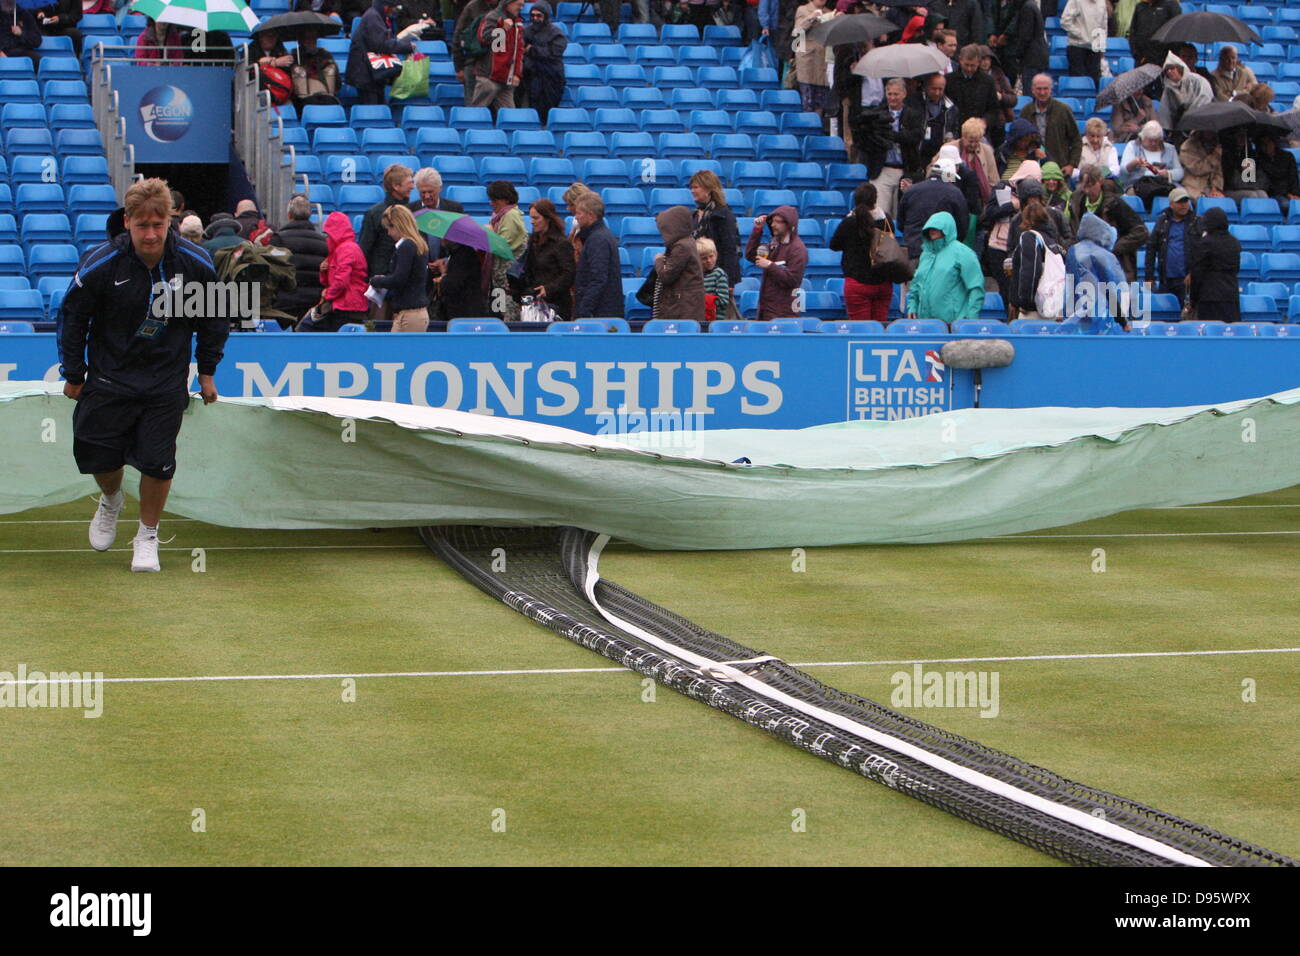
top-left (134, 268), bottom-right (174, 339)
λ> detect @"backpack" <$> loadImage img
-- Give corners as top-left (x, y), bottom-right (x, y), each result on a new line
top-left (459, 14), bottom-right (488, 60)
top-left (213, 240), bottom-right (298, 324)
top-left (1030, 230), bottom-right (1066, 318)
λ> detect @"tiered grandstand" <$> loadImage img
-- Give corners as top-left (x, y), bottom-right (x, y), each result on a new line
top-left (2, 0), bottom-right (1300, 336)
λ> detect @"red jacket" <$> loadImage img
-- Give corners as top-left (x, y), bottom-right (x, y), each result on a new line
top-left (476, 5), bottom-right (524, 84)
top-left (321, 212), bottom-right (369, 313)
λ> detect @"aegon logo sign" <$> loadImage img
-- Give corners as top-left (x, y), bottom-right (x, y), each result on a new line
top-left (230, 360), bottom-right (784, 417)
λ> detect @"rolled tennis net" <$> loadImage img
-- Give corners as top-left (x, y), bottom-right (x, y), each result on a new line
top-left (422, 525), bottom-right (1296, 867)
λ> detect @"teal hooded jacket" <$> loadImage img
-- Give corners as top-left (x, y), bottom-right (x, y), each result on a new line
top-left (905, 212), bottom-right (985, 322)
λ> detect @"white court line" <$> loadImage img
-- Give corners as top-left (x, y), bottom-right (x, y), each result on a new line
top-left (0, 545), bottom-right (424, 554)
top-left (4, 528), bottom-right (1300, 555)
top-left (2, 647), bottom-right (1296, 686)
top-left (988, 531), bottom-right (1300, 539)
top-left (0, 518), bottom-right (199, 525)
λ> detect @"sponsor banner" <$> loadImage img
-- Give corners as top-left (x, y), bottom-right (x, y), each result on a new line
top-left (113, 67), bottom-right (231, 163)
top-left (846, 339), bottom-right (951, 420)
top-left (6, 334), bottom-right (1299, 432)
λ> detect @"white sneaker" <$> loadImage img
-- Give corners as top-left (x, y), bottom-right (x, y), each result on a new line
top-left (89, 491), bottom-right (124, 551)
top-left (131, 533), bottom-right (161, 573)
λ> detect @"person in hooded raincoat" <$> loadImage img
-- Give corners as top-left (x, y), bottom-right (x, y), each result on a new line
top-left (744, 204), bottom-right (809, 321)
top-left (1157, 52), bottom-right (1212, 137)
top-left (1188, 206), bottom-right (1241, 323)
top-left (651, 206), bottom-right (706, 324)
top-left (522, 0), bottom-right (566, 126)
top-left (906, 211), bottom-right (985, 322)
top-left (1062, 212), bottom-right (1129, 333)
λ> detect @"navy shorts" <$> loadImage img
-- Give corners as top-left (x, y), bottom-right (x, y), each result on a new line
top-left (72, 388), bottom-right (190, 480)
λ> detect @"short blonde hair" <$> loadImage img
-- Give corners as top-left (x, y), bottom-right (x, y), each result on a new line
top-left (696, 237), bottom-right (717, 257)
top-left (1085, 117), bottom-right (1108, 138)
top-left (960, 116), bottom-right (986, 139)
top-left (563, 182), bottom-right (594, 206)
top-left (124, 178), bottom-right (172, 222)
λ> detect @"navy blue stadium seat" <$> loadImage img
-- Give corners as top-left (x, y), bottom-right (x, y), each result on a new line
top-left (360, 126), bottom-right (407, 158)
top-left (528, 157), bottom-right (577, 187)
top-left (581, 158), bottom-right (630, 187)
top-left (448, 318), bottom-right (509, 333)
top-left (804, 136), bottom-right (849, 163)
top-left (756, 134), bottom-right (802, 162)
top-left (20, 214), bottom-right (73, 245)
top-left (15, 183), bottom-right (65, 214)
top-left (27, 243), bottom-right (79, 281)
top-left (609, 131), bottom-right (653, 158)
top-left (0, 245), bottom-right (25, 275)
top-left (593, 107), bottom-right (639, 132)
top-left (349, 104), bottom-right (393, 129)
top-left (697, 66), bottom-right (739, 89)
top-left (411, 127), bottom-right (460, 155)
top-left (336, 184), bottom-right (384, 216)
top-left (587, 43), bottom-right (629, 67)
top-left (643, 319), bottom-right (701, 334)
top-left (820, 319), bottom-right (884, 334)
top-left (461, 129), bottom-right (509, 156)
top-left (44, 80), bottom-right (89, 104)
top-left (450, 106), bottom-right (494, 130)
top-left (65, 184), bottom-right (117, 217)
top-left (312, 127), bottom-right (359, 156)
top-left (716, 89), bottom-right (760, 112)
top-left (635, 157), bottom-right (681, 187)
top-left (651, 66), bottom-right (694, 89)
top-left (709, 133), bottom-right (757, 161)
top-left (47, 103), bottom-right (95, 132)
top-left (0, 79), bottom-right (40, 103)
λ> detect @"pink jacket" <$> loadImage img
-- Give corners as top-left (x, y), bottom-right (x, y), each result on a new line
top-left (321, 212), bottom-right (370, 313)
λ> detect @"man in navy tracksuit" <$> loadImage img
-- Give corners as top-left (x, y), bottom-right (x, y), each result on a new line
top-left (58, 179), bottom-right (229, 572)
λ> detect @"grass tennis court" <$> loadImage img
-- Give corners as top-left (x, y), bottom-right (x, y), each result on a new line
top-left (2, 487), bottom-right (1297, 866)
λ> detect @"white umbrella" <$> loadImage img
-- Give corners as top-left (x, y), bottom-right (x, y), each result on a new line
top-left (852, 43), bottom-right (950, 79)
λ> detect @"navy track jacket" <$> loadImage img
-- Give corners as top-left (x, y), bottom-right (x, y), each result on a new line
top-left (58, 230), bottom-right (229, 396)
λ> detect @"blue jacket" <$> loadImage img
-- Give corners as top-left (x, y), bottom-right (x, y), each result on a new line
top-left (758, 0), bottom-right (779, 33)
top-left (59, 230), bottom-right (228, 395)
top-left (574, 218), bottom-right (624, 318)
top-left (1062, 213), bottom-right (1129, 334)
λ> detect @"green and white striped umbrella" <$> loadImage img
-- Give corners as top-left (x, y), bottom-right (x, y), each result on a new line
top-left (130, 0), bottom-right (260, 34)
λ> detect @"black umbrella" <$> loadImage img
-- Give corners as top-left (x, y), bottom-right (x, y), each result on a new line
top-left (1177, 101), bottom-right (1287, 132)
top-left (251, 11), bottom-right (341, 37)
top-left (1150, 12), bottom-right (1262, 46)
top-left (804, 13), bottom-right (899, 48)
top-left (1094, 63), bottom-right (1161, 109)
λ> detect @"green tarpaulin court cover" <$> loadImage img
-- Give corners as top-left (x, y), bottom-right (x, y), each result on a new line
top-left (3, 381), bottom-right (1298, 550)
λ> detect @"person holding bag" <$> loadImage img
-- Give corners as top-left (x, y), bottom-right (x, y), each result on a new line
top-left (520, 199), bottom-right (575, 322)
top-left (346, 0), bottom-right (414, 106)
top-left (829, 182), bottom-right (908, 324)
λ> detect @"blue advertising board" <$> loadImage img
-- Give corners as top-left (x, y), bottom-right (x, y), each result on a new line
top-left (111, 66), bottom-right (232, 163)
top-left (2, 333), bottom-right (1298, 433)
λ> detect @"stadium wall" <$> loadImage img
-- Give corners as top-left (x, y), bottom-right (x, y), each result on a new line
top-left (3, 333), bottom-right (1299, 432)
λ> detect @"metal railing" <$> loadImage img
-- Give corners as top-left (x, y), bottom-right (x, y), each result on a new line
top-left (88, 43), bottom-right (139, 198)
top-left (233, 45), bottom-right (297, 223)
